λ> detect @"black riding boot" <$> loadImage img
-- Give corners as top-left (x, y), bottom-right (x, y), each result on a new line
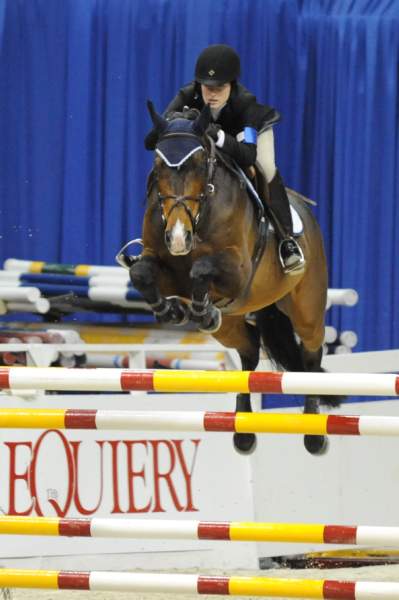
top-left (267, 170), bottom-right (305, 274)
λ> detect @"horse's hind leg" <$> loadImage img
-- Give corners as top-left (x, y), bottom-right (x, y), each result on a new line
top-left (278, 273), bottom-right (331, 455)
top-left (299, 345), bottom-right (329, 455)
top-left (211, 315), bottom-right (260, 455)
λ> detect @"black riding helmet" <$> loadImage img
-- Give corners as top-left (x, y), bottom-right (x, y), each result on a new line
top-left (195, 44), bottom-right (240, 86)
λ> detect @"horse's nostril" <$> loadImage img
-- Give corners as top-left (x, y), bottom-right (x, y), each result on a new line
top-left (165, 231), bottom-right (171, 245)
top-left (185, 231), bottom-right (192, 243)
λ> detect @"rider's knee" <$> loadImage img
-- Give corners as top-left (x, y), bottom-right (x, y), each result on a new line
top-left (256, 128), bottom-right (277, 183)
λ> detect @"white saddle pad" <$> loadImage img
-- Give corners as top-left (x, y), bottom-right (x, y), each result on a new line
top-left (268, 205), bottom-right (303, 236)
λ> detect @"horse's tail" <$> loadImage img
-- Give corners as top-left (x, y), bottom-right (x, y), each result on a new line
top-left (255, 303), bottom-right (342, 408)
top-left (255, 304), bottom-right (304, 371)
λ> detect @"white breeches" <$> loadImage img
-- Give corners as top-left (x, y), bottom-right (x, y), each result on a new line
top-left (257, 128), bottom-right (276, 183)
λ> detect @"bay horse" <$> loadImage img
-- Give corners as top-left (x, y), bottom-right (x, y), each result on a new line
top-left (128, 102), bottom-right (341, 455)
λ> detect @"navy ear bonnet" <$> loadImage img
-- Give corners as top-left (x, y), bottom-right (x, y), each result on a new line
top-left (156, 119), bottom-right (204, 168)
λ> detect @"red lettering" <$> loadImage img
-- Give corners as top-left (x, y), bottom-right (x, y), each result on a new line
top-left (108, 440), bottom-right (123, 514)
top-left (151, 440), bottom-right (183, 512)
top-left (173, 439), bottom-right (200, 512)
top-left (5, 442), bottom-right (34, 515)
top-left (125, 440), bottom-right (151, 513)
top-left (29, 430), bottom-right (74, 516)
top-left (3, 435), bottom-right (201, 518)
top-left (70, 441), bottom-right (104, 515)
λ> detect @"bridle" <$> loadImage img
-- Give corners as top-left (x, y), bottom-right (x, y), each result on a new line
top-left (154, 132), bottom-right (217, 234)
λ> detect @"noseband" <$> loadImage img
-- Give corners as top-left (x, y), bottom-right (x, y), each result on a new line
top-left (155, 132), bottom-right (217, 234)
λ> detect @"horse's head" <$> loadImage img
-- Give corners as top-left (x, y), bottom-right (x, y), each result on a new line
top-left (147, 101), bottom-right (214, 255)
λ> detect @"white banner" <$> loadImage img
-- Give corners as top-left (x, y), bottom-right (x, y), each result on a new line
top-left (0, 391), bottom-right (255, 563)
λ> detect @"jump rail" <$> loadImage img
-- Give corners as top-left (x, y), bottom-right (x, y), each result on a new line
top-left (3, 260), bottom-right (359, 307)
top-left (2, 516), bottom-right (399, 546)
top-left (0, 367), bottom-right (398, 395)
top-left (0, 569), bottom-right (397, 597)
top-left (0, 409), bottom-right (399, 435)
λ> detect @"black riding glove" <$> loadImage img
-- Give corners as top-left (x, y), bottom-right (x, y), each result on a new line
top-left (206, 123), bottom-right (222, 142)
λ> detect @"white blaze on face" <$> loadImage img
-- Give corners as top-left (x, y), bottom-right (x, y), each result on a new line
top-left (168, 219), bottom-right (190, 255)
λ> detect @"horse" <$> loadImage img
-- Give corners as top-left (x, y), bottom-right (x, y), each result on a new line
top-left (128, 101), bottom-right (341, 456)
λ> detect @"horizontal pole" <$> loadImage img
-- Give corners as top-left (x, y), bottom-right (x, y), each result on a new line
top-left (1, 517), bottom-right (399, 546)
top-left (3, 258), bottom-right (127, 277)
top-left (0, 367), bottom-right (398, 395)
top-left (0, 409), bottom-right (399, 435)
top-left (0, 569), bottom-right (398, 597)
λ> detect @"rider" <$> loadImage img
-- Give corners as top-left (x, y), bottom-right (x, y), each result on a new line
top-left (145, 44), bottom-right (305, 275)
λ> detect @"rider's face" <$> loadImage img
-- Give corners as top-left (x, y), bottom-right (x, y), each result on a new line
top-left (201, 83), bottom-right (231, 109)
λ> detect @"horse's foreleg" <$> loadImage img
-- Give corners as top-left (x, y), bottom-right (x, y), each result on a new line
top-left (129, 256), bottom-right (189, 325)
top-left (212, 315), bottom-right (260, 455)
top-left (189, 255), bottom-right (222, 332)
top-left (189, 250), bottom-right (250, 332)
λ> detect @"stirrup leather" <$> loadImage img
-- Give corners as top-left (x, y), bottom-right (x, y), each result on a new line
top-left (278, 238), bottom-right (306, 274)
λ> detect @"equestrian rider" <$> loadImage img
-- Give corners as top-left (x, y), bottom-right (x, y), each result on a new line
top-left (145, 44), bottom-right (305, 275)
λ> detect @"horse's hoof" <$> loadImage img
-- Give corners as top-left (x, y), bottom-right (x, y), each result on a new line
top-left (166, 296), bottom-right (190, 326)
top-left (320, 394), bottom-right (345, 409)
top-left (304, 434), bottom-right (329, 456)
top-left (233, 433), bottom-right (257, 455)
top-left (198, 307), bottom-right (222, 333)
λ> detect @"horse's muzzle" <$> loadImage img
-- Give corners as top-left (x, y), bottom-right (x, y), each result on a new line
top-left (165, 228), bottom-right (193, 255)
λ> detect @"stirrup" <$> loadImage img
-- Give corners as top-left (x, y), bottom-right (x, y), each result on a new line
top-left (115, 239), bottom-right (143, 269)
top-left (278, 238), bottom-right (306, 275)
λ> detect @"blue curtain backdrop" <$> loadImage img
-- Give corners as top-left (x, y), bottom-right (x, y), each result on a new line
top-left (0, 0), bottom-right (398, 349)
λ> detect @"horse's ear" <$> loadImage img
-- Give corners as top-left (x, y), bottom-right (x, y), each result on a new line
top-left (147, 100), bottom-right (168, 133)
top-left (193, 104), bottom-right (212, 135)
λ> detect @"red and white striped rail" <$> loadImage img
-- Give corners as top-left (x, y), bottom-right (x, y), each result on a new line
top-left (0, 569), bottom-right (397, 597)
top-left (1, 409), bottom-right (399, 435)
top-left (0, 367), bottom-right (398, 395)
top-left (2, 516), bottom-right (399, 546)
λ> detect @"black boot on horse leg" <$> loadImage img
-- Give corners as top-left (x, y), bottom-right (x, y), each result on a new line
top-left (304, 384), bottom-right (344, 454)
top-left (300, 344), bottom-right (331, 455)
top-left (129, 257), bottom-right (189, 325)
top-left (189, 257), bottom-right (222, 333)
top-left (233, 392), bottom-right (257, 454)
top-left (266, 170), bottom-right (305, 275)
top-left (303, 396), bottom-right (328, 455)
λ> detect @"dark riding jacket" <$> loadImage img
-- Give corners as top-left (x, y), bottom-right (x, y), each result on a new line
top-left (145, 82), bottom-right (280, 169)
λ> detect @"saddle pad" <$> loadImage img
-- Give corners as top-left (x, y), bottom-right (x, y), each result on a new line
top-left (291, 205), bottom-right (303, 236)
